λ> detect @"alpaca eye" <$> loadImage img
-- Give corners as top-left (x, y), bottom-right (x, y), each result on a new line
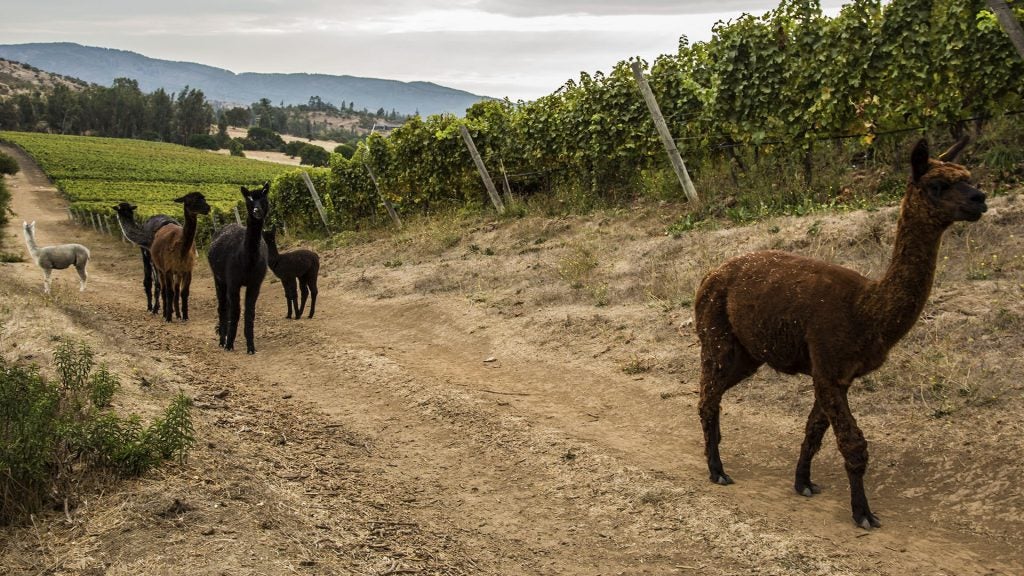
top-left (927, 182), bottom-right (947, 197)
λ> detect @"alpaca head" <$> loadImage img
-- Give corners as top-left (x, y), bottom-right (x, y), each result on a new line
top-left (23, 221), bottom-right (35, 235)
top-left (112, 202), bottom-right (138, 218)
top-left (241, 182), bottom-right (271, 223)
top-left (174, 192), bottom-right (211, 217)
top-left (907, 137), bottom-right (987, 226)
top-left (261, 226), bottom-right (278, 247)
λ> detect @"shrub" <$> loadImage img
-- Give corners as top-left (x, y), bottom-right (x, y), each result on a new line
top-left (0, 339), bottom-right (195, 525)
top-left (229, 139), bottom-right (246, 157)
top-left (284, 140), bottom-right (306, 157)
top-left (0, 151), bottom-right (18, 175)
top-left (187, 134), bottom-right (219, 150)
top-left (299, 144), bottom-right (331, 167)
top-left (0, 178), bottom-right (10, 232)
top-left (245, 126), bottom-right (286, 151)
top-left (333, 143), bottom-right (355, 159)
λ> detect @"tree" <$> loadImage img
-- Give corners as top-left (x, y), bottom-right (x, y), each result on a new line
top-left (146, 88), bottom-right (174, 141)
top-left (223, 106), bottom-right (251, 128)
top-left (45, 84), bottom-right (80, 134)
top-left (174, 86), bottom-right (213, 145)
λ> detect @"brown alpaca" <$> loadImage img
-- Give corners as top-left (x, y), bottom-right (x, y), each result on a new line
top-left (694, 137), bottom-right (986, 529)
top-left (149, 192), bottom-right (211, 322)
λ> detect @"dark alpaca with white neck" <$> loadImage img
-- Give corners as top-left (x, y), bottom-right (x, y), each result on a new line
top-left (112, 202), bottom-right (178, 313)
top-left (208, 183), bottom-right (270, 354)
top-left (694, 137), bottom-right (987, 529)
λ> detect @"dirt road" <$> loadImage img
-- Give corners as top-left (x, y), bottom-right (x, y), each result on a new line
top-left (2, 143), bottom-right (1022, 575)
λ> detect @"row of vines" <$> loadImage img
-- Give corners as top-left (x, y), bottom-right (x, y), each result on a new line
top-left (273, 0), bottom-right (1024, 232)
top-left (0, 132), bottom-right (293, 245)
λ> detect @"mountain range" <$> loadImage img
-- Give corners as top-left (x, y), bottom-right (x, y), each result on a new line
top-left (0, 42), bottom-right (488, 117)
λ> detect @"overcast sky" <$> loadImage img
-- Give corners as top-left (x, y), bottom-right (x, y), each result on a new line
top-left (1, 1), bottom-right (845, 101)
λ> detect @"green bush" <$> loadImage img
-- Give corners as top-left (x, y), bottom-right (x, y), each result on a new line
top-left (245, 126), bottom-right (286, 151)
top-left (0, 151), bottom-right (18, 175)
top-left (229, 139), bottom-right (246, 157)
top-left (299, 144), bottom-right (331, 167)
top-left (284, 140), bottom-right (306, 157)
top-left (333, 143), bottom-right (355, 159)
top-left (187, 134), bottom-right (219, 150)
top-left (0, 339), bottom-right (195, 525)
top-left (0, 178), bottom-right (10, 232)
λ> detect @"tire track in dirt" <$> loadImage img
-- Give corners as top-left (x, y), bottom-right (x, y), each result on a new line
top-left (2, 142), bottom-right (1020, 575)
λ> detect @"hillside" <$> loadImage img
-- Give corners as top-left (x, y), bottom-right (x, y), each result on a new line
top-left (1, 140), bottom-right (1023, 574)
top-left (0, 43), bottom-right (489, 116)
top-left (0, 57), bottom-right (89, 98)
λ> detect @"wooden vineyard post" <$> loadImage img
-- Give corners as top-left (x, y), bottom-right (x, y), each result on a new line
top-left (499, 158), bottom-right (514, 207)
top-left (987, 0), bottom-right (1024, 61)
top-left (459, 124), bottom-right (505, 214)
top-left (210, 212), bottom-right (219, 242)
top-left (630, 60), bottom-right (700, 207)
top-left (363, 162), bottom-right (402, 228)
top-left (300, 171), bottom-right (332, 234)
top-left (233, 205), bottom-right (242, 226)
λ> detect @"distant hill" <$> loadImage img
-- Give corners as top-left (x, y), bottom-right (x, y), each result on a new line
top-left (0, 43), bottom-right (489, 117)
top-left (0, 57), bottom-right (90, 98)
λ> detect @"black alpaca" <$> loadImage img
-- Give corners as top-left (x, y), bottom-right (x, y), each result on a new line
top-left (208, 184), bottom-right (270, 354)
top-left (262, 227), bottom-right (320, 319)
top-left (112, 202), bottom-right (179, 313)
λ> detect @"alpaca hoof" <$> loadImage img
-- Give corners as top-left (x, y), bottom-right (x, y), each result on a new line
top-left (711, 473), bottom-right (733, 486)
top-left (854, 512), bottom-right (881, 530)
top-left (246, 348), bottom-right (256, 355)
top-left (796, 482), bottom-right (822, 497)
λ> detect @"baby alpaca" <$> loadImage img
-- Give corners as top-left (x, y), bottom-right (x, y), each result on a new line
top-left (262, 227), bottom-right (320, 319)
top-left (23, 220), bottom-right (90, 293)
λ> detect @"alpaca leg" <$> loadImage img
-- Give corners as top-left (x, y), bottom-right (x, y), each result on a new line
top-left (818, 381), bottom-right (880, 529)
top-left (142, 249), bottom-right (154, 311)
top-left (43, 268), bottom-right (52, 294)
top-left (162, 272), bottom-right (175, 322)
top-left (243, 284), bottom-right (261, 354)
top-left (226, 287), bottom-right (242, 351)
top-left (307, 276), bottom-right (317, 319)
top-left (172, 277), bottom-right (182, 319)
top-left (698, 336), bottom-right (760, 486)
top-left (281, 284), bottom-right (292, 318)
top-left (297, 280), bottom-right (309, 318)
top-left (795, 398), bottom-right (830, 497)
top-left (215, 280), bottom-right (228, 348)
top-left (181, 272), bottom-right (192, 321)
top-left (151, 261), bottom-right (162, 314)
top-left (76, 262), bottom-right (88, 292)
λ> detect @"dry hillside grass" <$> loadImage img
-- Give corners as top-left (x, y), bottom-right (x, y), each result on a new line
top-left (1, 139), bottom-right (1022, 574)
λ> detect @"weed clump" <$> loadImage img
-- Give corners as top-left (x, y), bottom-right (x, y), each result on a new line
top-left (0, 339), bottom-right (195, 525)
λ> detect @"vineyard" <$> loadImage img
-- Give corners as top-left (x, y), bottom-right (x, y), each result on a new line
top-left (2, 0), bottom-right (1023, 238)
top-left (0, 132), bottom-right (294, 242)
top-left (272, 0), bottom-right (1024, 233)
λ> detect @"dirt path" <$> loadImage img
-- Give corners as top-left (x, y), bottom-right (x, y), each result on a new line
top-left (2, 143), bottom-right (1022, 575)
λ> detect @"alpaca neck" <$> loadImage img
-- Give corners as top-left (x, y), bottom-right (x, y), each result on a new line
top-left (115, 213), bottom-right (142, 242)
top-left (23, 229), bottom-right (40, 259)
top-left (862, 201), bottom-right (947, 347)
top-left (244, 216), bottom-right (264, 260)
top-left (265, 240), bottom-right (280, 266)
top-left (179, 210), bottom-right (199, 257)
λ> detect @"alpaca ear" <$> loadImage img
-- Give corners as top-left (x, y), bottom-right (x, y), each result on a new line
top-left (938, 134), bottom-right (969, 163)
top-left (173, 195), bottom-right (186, 203)
top-left (911, 139), bottom-right (930, 182)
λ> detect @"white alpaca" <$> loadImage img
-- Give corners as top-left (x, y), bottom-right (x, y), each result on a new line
top-left (22, 221), bottom-right (91, 293)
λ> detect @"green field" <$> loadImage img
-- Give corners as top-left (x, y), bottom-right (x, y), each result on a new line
top-left (0, 132), bottom-right (296, 241)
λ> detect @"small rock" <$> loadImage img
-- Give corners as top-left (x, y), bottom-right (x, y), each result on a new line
top-left (483, 356), bottom-right (497, 363)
